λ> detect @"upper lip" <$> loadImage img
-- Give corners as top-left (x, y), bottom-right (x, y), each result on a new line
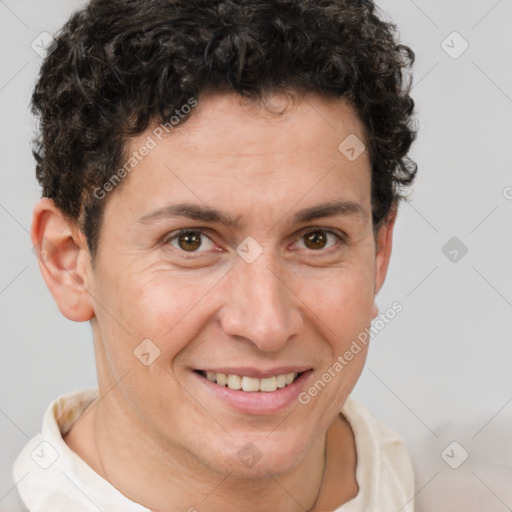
top-left (194, 366), bottom-right (312, 378)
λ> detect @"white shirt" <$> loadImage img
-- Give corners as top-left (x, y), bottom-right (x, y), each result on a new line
top-left (12, 388), bottom-right (415, 511)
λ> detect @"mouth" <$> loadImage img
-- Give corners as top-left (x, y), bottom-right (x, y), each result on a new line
top-left (191, 366), bottom-right (313, 414)
top-left (193, 369), bottom-right (304, 392)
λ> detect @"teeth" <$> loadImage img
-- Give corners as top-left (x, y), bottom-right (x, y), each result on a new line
top-left (227, 374), bottom-right (242, 390)
top-left (202, 371), bottom-right (299, 392)
top-left (216, 373), bottom-right (228, 386)
top-left (276, 374), bottom-right (287, 388)
top-left (241, 376), bottom-right (260, 392)
top-left (285, 372), bottom-right (295, 385)
top-left (260, 376), bottom-right (277, 392)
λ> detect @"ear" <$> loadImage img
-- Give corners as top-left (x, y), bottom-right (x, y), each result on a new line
top-left (373, 202), bottom-right (398, 297)
top-left (31, 198), bottom-right (95, 322)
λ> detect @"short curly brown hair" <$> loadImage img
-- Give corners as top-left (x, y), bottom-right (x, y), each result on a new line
top-left (32, 0), bottom-right (417, 262)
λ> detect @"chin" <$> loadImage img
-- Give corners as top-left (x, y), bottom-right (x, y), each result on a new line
top-left (211, 435), bottom-right (308, 478)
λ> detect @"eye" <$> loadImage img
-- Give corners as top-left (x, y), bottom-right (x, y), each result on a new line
top-left (295, 228), bottom-right (345, 252)
top-left (162, 227), bottom-right (346, 258)
top-left (164, 229), bottom-right (215, 253)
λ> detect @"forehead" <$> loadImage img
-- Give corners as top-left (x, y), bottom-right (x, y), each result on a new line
top-left (103, 91), bottom-right (372, 227)
top-left (167, 91), bottom-right (368, 159)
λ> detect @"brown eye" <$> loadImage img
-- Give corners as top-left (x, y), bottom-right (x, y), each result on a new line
top-left (166, 230), bottom-right (214, 253)
top-left (177, 232), bottom-right (202, 251)
top-left (297, 229), bottom-right (342, 252)
top-left (303, 231), bottom-right (328, 250)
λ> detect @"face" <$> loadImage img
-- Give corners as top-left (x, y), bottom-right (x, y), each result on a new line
top-left (44, 91), bottom-right (394, 477)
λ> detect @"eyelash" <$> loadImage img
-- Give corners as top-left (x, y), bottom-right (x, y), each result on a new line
top-left (162, 227), bottom-right (347, 258)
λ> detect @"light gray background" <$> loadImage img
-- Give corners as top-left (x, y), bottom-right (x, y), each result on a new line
top-left (1, 1), bottom-right (511, 511)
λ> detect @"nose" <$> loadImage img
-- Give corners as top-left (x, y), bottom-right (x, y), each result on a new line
top-left (218, 254), bottom-right (303, 352)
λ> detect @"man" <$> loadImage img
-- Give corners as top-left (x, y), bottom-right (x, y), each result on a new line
top-left (13, 0), bottom-right (418, 510)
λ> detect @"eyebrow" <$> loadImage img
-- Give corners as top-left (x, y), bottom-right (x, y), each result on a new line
top-left (135, 199), bottom-right (368, 228)
top-left (292, 200), bottom-right (367, 224)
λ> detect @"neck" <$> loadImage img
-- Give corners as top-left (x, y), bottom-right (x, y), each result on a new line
top-left (93, 394), bottom-right (327, 512)
top-left (65, 389), bottom-right (357, 512)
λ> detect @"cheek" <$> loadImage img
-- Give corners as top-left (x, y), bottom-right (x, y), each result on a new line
top-left (115, 272), bottom-right (217, 360)
top-left (295, 262), bottom-right (375, 343)
top-left (294, 266), bottom-right (375, 418)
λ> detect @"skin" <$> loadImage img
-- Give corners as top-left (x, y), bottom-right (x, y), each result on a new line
top-left (31, 91), bottom-right (396, 512)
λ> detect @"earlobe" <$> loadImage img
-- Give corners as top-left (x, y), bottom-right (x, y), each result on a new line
top-left (373, 204), bottom-right (397, 297)
top-left (31, 198), bottom-right (95, 322)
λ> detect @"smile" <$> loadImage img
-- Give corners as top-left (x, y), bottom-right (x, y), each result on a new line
top-left (192, 368), bottom-right (313, 414)
top-left (195, 370), bottom-right (301, 392)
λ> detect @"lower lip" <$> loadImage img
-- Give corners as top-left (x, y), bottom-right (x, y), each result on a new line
top-left (193, 370), bottom-right (312, 415)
